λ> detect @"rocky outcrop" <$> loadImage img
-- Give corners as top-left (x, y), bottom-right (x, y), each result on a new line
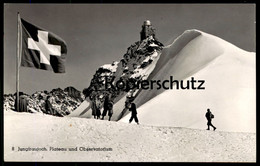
top-left (3, 94), bottom-right (16, 111)
top-left (64, 86), bottom-right (84, 102)
top-left (3, 87), bottom-right (84, 116)
top-left (83, 35), bottom-right (164, 118)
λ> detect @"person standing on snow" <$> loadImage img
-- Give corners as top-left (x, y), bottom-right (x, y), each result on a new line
top-left (92, 98), bottom-right (102, 119)
top-left (107, 101), bottom-right (113, 121)
top-left (101, 96), bottom-right (113, 121)
top-left (15, 94), bottom-right (28, 112)
top-left (128, 102), bottom-right (139, 125)
top-left (96, 101), bottom-right (101, 120)
top-left (45, 96), bottom-right (53, 115)
top-left (205, 108), bottom-right (216, 131)
top-left (91, 102), bottom-right (98, 119)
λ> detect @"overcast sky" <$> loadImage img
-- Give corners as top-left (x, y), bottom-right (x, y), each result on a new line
top-left (4, 4), bottom-right (255, 95)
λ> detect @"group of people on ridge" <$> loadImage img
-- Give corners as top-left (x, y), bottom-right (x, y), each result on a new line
top-left (92, 96), bottom-right (113, 121)
top-left (91, 96), bottom-right (139, 124)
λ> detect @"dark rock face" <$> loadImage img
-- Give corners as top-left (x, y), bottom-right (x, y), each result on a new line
top-left (3, 87), bottom-right (84, 117)
top-left (83, 35), bottom-right (164, 119)
top-left (64, 86), bottom-right (84, 102)
top-left (3, 94), bottom-right (17, 111)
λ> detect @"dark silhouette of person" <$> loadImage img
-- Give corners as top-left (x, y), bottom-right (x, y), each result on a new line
top-left (101, 96), bottom-right (109, 120)
top-left (14, 92), bottom-right (28, 112)
top-left (205, 108), bottom-right (216, 131)
top-left (128, 103), bottom-right (139, 124)
top-left (91, 102), bottom-right (98, 119)
top-left (96, 107), bottom-right (101, 119)
top-left (107, 101), bottom-right (113, 121)
top-left (19, 95), bottom-right (28, 112)
top-left (45, 96), bottom-right (55, 115)
top-left (101, 96), bottom-right (113, 121)
top-left (92, 99), bottom-right (101, 119)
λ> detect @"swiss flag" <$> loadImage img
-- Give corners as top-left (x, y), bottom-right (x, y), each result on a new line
top-left (20, 18), bottom-right (67, 73)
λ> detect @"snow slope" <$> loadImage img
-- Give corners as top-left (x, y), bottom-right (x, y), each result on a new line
top-left (67, 100), bottom-right (91, 118)
top-left (68, 29), bottom-right (255, 133)
top-left (120, 30), bottom-right (255, 133)
top-left (4, 110), bottom-right (256, 162)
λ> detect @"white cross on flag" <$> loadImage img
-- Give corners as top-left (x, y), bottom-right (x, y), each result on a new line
top-left (20, 18), bottom-right (67, 73)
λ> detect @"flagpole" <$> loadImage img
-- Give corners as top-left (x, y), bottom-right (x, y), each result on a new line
top-left (16, 12), bottom-right (21, 112)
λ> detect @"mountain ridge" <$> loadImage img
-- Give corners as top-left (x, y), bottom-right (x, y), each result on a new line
top-left (3, 86), bottom-right (84, 116)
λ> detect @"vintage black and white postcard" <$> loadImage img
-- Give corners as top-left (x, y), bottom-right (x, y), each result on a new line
top-left (3, 3), bottom-right (256, 162)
